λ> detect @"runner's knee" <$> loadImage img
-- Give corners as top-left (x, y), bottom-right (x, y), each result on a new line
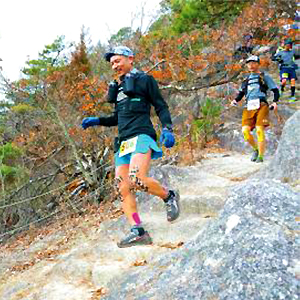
top-left (129, 166), bottom-right (149, 192)
top-left (242, 127), bottom-right (251, 141)
top-left (291, 78), bottom-right (296, 86)
top-left (114, 176), bottom-right (131, 200)
top-left (256, 126), bottom-right (265, 142)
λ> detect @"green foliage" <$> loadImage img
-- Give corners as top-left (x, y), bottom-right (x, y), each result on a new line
top-left (153, 0), bottom-right (249, 34)
top-left (11, 103), bottom-right (35, 114)
top-left (109, 27), bottom-right (135, 45)
top-left (0, 143), bottom-right (23, 164)
top-left (0, 164), bottom-right (18, 179)
top-left (0, 100), bottom-right (13, 111)
top-left (0, 143), bottom-right (29, 192)
top-left (4, 36), bottom-right (70, 106)
top-left (22, 35), bottom-right (67, 77)
top-left (148, 15), bottom-right (173, 39)
top-left (191, 98), bottom-right (222, 143)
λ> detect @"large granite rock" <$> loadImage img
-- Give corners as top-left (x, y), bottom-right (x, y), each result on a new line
top-left (103, 179), bottom-right (300, 300)
top-left (261, 110), bottom-right (300, 183)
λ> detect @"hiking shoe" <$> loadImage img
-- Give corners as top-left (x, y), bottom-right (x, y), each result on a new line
top-left (256, 156), bottom-right (264, 163)
top-left (251, 150), bottom-right (259, 162)
top-left (117, 226), bottom-right (153, 248)
top-left (165, 190), bottom-right (180, 222)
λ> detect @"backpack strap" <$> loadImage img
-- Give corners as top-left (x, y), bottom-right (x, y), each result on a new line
top-left (258, 72), bottom-right (268, 94)
top-left (242, 72), bottom-right (268, 95)
top-left (241, 76), bottom-right (250, 94)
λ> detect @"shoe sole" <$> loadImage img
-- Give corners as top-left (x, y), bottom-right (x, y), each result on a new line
top-left (117, 235), bottom-right (153, 248)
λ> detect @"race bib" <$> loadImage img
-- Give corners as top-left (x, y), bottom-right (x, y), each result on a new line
top-left (282, 73), bottom-right (289, 79)
top-left (119, 136), bottom-right (138, 157)
top-left (247, 99), bottom-right (260, 111)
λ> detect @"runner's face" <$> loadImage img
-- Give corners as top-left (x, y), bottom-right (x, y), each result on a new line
top-left (247, 61), bottom-right (259, 72)
top-left (284, 44), bottom-right (291, 50)
top-left (110, 55), bottom-right (133, 76)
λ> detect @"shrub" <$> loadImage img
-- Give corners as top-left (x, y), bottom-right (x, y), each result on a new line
top-left (11, 103), bottom-right (35, 114)
top-left (0, 143), bottom-right (23, 163)
top-left (191, 98), bottom-right (222, 143)
top-left (0, 164), bottom-right (18, 179)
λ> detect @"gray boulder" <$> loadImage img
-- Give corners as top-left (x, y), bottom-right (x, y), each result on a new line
top-left (261, 110), bottom-right (300, 183)
top-left (103, 179), bottom-right (300, 300)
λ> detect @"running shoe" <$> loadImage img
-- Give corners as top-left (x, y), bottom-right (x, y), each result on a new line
top-left (165, 190), bottom-right (180, 222)
top-left (117, 226), bottom-right (153, 248)
top-left (256, 156), bottom-right (264, 163)
top-left (251, 149), bottom-right (259, 162)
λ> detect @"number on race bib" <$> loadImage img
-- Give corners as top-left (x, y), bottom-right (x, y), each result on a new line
top-left (119, 136), bottom-right (138, 157)
top-left (282, 73), bottom-right (289, 79)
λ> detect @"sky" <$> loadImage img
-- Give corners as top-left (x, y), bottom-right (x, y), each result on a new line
top-left (0, 0), bottom-right (162, 83)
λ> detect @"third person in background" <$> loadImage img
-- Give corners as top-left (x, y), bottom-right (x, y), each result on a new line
top-left (273, 39), bottom-right (298, 101)
top-left (231, 55), bottom-right (280, 163)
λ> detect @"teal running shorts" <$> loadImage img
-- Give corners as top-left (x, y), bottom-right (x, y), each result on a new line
top-left (114, 134), bottom-right (163, 167)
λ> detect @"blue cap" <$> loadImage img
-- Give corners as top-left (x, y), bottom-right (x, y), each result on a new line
top-left (104, 46), bottom-right (134, 62)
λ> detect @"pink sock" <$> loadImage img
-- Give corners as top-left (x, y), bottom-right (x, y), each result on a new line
top-left (132, 212), bottom-right (141, 225)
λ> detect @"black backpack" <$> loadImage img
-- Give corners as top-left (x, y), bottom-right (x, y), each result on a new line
top-left (241, 72), bottom-right (269, 95)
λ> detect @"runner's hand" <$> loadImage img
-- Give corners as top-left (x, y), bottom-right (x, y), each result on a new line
top-left (160, 128), bottom-right (175, 148)
top-left (269, 102), bottom-right (277, 111)
top-left (81, 117), bottom-right (100, 129)
top-left (231, 100), bottom-right (238, 107)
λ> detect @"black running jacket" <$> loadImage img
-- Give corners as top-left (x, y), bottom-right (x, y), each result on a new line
top-left (97, 70), bottom-right (172, 144)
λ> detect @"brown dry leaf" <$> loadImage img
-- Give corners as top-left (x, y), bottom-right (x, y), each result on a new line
top-left (230, 177), bottom-right (246, 182)
top-left (90, 287), bottom-right (107, 299)
top-left (159, 241), bottom-right (184, 250)
top-left (10, 261), bottom-right (35, 272)
top-left (132, 259), bottom-right (148, 267)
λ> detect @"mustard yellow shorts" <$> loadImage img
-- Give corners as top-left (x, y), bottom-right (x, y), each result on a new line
top-left (242, 103), bottom-right (269, 130)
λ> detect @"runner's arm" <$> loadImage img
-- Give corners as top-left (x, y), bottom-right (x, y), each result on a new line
top-left (264, 73), bottom-right (280, 103)
top-left (98, 108), bottom-right (118, 127)
top-left (146, 75), bottom-right (173, 128)
top-left (235, 90), bottom-right (245, 102)
top-left (271, 88), bottom-right (280, 102)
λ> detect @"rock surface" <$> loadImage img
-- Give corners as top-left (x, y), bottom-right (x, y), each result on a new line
top-left (0, 151), bottom-right (267, 300)
top-left (260, 110), bottom-right (300, 185)
top-left (103, 180), bottom-right (300, 300)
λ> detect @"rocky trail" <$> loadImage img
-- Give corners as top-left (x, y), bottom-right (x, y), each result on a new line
top-left (0, 151), bottom-right (271, 300)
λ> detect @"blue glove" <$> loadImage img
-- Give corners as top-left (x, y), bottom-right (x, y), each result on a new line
top-left (160, 128), bottom-right (175, 148)
top-left (81, 117), bottom-right (100, 129)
